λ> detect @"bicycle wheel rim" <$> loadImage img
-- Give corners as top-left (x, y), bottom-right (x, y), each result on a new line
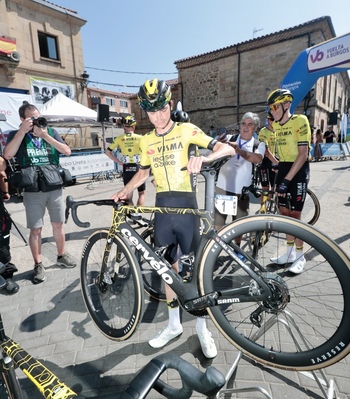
top-left (81, 230), bottom-right (144, 341)
top-left (199, 215), bottom-right (350, 371)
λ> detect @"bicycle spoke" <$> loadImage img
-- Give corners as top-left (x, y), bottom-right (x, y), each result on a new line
top-left (81, 230), bottom-right (144, 340)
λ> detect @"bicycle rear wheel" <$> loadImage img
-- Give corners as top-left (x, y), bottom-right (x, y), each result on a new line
top-left (199, 215), bottom-right (350, 371)
top-left (81, 230), bottom-right (144, 340)
top-left (137, 226), bottom-right (166, 301)
top-left (301, 188), bottom-right (321, 225)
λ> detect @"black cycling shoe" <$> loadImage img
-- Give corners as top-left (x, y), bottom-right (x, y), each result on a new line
top-left (4, 279), bottom-right (20, 295)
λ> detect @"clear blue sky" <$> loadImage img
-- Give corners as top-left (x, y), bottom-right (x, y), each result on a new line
top-left (51, 0), bottom-right (350, 93)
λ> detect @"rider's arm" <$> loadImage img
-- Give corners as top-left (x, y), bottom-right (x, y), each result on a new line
top-left (105, 148), bottom-right (122, 165)
top-left (111, 167), bottom-right (150, 201)
top-left (265, 147), bottom-right (279, 164)
top-left (186, 141), bottom-right (235, 174)
top-left (283, 144), bottom-right (309, 182)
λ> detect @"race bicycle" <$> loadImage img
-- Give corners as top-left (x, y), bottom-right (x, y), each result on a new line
top-left (0, 311), bottom-right (225, 399)
top-left (65, 157), bottom-right (350, 372)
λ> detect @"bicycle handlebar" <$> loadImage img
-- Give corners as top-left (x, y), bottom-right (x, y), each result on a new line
top-left (65, 196), bottom-right (117, 228)
top-left (119, 353), bottom-right (225, 399)
top-left (180, 155), bottom-right (232, 172)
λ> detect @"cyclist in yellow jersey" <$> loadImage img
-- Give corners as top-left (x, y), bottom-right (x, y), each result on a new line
top-left (267, 89), bottom-right (311, 274)
top-left (258, 112), bottom-right (279, 202)
top-left (112, 79), bottom-right (235, 358)
top-left (105, 115), bottom-right (145, 208)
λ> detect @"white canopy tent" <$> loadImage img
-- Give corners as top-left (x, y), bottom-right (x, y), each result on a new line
top-left (39, 92), bottom-right (100, 127)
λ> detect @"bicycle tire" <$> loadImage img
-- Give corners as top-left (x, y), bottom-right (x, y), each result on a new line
top-left (303, 188), bottom-right (321, 226)
top-left (251, 231), bottom-right (262, 259)
top-left (0, 364), bottom-right (25, 399)
top-left (199, 215), bottom-right (350, 371)
top-left (80, 230), bottom-right (144, 340)
top-left (138, 227), bottom-right (166, 301)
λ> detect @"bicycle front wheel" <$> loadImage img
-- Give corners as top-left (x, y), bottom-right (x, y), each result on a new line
top-left (199, 215), bottom-right (350, 371)
top-left (301, 188), bottom-right (321, 225)
top-left (81, 230), bottom-right (144, 340)
top-left (0, 364), bottom-right (25, 399)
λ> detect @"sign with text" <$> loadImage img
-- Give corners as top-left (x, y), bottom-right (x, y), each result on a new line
top-left (60, 152), bottom-right (114, 177)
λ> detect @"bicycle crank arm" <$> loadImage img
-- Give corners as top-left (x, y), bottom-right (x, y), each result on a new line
top-left (183, 292), bottom-right (219, 312)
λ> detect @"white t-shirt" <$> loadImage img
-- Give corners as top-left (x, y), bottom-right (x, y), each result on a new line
top-left (216, 136), bottom-right (265, 194)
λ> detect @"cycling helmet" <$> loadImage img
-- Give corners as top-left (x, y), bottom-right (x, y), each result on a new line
top-left (171, 110), bottom-right (190, 123)
top-left (122, 115), bottom-right (137, 127)
top-left (138, 79), bottom-right (172, 112)
top-left (267, 89), bottom-right (294, 106)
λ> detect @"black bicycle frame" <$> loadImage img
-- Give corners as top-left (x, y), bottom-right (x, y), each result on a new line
top-left (111, 215), bottom-right (273, 313)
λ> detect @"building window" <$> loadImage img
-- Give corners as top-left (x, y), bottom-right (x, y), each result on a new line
top-left (106, 97), bottom-right (115, 106)
top-left (38, 32), bottom-right (59, 60)
top-left (120, 100), bottom-right (128, 108)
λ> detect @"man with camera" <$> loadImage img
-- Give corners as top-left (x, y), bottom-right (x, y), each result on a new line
top-left (3, 101), bottom-right (76, 284)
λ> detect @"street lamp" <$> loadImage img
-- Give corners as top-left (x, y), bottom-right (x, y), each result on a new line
top-left (80, 71), bottom-right (89, 91)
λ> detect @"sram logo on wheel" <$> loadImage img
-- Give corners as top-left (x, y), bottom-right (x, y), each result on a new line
top-left (121, 229), bottom-right (173, 284)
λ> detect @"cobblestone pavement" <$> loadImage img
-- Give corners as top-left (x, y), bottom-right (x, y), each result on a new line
top-left (1, 159), bottom-right (350, 399)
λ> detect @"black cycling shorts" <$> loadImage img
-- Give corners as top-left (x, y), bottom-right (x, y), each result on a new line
top-left (154, 193), bottom-right (200, 264)
top-left (276, 162), bottom-right (310, 212)
top-left (123, 163), bottom-right (145, 192)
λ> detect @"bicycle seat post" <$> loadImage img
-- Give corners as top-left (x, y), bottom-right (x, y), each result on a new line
top-left (201, 168), bottom-right (217, 212)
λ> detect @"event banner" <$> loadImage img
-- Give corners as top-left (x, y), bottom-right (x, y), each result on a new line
top-left (59, 152), bottom-right (115, 177)
top-left (281, 32), bottom-right (350, 113)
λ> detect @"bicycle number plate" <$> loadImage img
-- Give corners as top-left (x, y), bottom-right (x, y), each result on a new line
top-left (215, 194), bottom-right (238, 215)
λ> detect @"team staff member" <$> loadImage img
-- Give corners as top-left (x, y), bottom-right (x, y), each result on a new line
top-left (112, 79), bottom-right (235, 358)
top-left (105, 115), bottom-right (145, 208)
top-left (267, 89), bottom-right (311, 274)
top-left (215, 112), bottom-right (265, 261)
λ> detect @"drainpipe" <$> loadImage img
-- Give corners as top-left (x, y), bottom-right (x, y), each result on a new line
top-left (236, 45), bottom-right (241, 122)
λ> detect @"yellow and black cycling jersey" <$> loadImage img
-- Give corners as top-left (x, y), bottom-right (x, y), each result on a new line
top-left (258, 126), bottom-right (276, 155)
top-left (107, 133), bottom-right (142, 164)
top-left (139, 122), bottom-right (215, 193)
top-left (273, 114), bottom-right (311, 162)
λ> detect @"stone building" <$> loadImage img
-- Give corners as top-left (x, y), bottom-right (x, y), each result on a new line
top-left (0, 0), bottom-right (87, 104)
top-left (131, 16), bottom-right (350, 137)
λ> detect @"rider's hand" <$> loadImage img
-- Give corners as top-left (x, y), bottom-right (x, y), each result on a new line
top-left (111, 189), bottom-right (128, 202)
top-left (276, 178), bottom-right (290, 196)
top-left (186, 156), bottom-right (203, 174)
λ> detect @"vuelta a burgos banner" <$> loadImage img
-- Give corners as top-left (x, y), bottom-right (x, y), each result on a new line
top-left (281, 32), bottom-right (350, 114)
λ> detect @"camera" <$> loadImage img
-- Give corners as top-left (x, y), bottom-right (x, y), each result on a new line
top-left (31, 117), bottom-right (48, 129)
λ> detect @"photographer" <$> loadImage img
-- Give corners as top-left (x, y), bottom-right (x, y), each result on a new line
top-left (3, 101), bottom-right (76, 284)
